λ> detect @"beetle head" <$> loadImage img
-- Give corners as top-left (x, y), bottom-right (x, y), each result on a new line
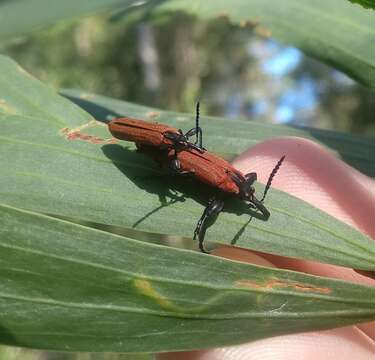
top-left (163, 130), bottom-right (184, 143)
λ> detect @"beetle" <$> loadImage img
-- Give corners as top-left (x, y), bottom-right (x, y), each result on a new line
top-left (107, 103), bottom-right (284, 252)
top-left (108, 103), bottom-right (204, 175)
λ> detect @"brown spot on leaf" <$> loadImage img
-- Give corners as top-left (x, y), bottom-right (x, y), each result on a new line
top-left (236, 278), bottom-right (331, 294)
top-left (60, 121), bottom-right (117, 145)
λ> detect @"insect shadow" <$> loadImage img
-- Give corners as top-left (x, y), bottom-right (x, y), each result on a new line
top-left (102, 143), bottom-right (268, 247)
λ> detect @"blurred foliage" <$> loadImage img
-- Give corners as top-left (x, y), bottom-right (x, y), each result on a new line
top-left (1, 13), bottom-right (374, 136)
top-left (0, 345), bottom-right (152, 360)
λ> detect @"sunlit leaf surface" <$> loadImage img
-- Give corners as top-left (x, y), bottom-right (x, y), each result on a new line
top-left (1, 55), bottom-right (374, 272)
top-left (0, 204), bottom-right (374, 352)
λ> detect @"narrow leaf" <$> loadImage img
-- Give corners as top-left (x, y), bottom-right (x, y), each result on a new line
top-left (0, 1), bottom-right (374, 90)
top-left (0, 0), bottom-right (133, 42)
top-left (136, 0), bottom-right (375, 90)
top-left (1, 55), bottom-right (375, 271)
top-left (1, 204), bottom-right (374, 352)
top-left (62, 89), bottom-right (375, 178)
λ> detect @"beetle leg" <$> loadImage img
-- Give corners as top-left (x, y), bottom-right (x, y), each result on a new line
top-left (230, 171), bottom-right (257, 199)
top-left (194, 198), bottom-right (225, 253)
top-left (164, 129), bottom-right (205, 153)
top-left (183, 127), bottom-right (205, 152)
top-left (183, 101), bottom-right (204, 150)
top-left (185, 127), bottom-right (203, 148)
top-left (169, 152), bottom-right (194, 176)
top-left (169, 158), bottom-right (190, 175)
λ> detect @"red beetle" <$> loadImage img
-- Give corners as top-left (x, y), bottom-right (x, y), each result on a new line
top-left (108, 103), bottom-right (284, 252)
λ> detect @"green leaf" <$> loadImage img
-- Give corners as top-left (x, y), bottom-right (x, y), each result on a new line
top-left (0, 0), bottom-right (133, 42)
top-left (1, 203), bottom-right (375, 352)
top-left (62, 89), bottom-right (375, 178)
top-left (348, 0), bottom-right (375, 10)
top-left (0, 55), bottom-right (375, 272)
top-left (134, 0), bottom-right (375, 90)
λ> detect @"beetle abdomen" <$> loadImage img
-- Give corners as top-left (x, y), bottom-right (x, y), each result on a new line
top-left (108, 118), bottom-right (178, 147)
top-left (176, 149), bottom-right (243, 194)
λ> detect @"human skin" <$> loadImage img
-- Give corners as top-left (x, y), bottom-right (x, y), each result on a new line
top-left (157, 137), bottom-right (375, 360)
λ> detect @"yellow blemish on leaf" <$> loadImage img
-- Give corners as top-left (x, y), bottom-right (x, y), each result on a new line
top-left (71, 120), bottom-right (100, 132)
top-left (236, 278), bottom-right (331, 294)
top-left (62, 120), bottom-right (106, 133)
top-left (134, 278), bottom-right (232, 314)
top-left (134, 279), bottom-right (180, 311)
top-left (0, 99), bottom-right (17, 114)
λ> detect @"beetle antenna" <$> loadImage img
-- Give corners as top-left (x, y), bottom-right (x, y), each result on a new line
top-left (195, 100), bottom-right (200, 130)
top-left (260, 155), bottom-right (285, 202)
top-left (195, 100), bottom-right (202, 148)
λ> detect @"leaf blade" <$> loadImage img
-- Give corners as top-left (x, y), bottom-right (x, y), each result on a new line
top-left (62, 89), bottom-right (375, 178)
top-left (0, 0), bottom-right (132, 42)
top-left (1, 203), bottom-right (374, 352)
top-left (0, 55), bottom-right (374, 271)
top-left (141, 0), bottom-right (375, 89)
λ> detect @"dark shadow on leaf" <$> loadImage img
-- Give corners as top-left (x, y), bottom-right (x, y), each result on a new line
top-left (0, 324), bottom-right (19, 347)
top-left (101, 143), bottom-right (270, 245)
top-left (63, 93), bottom-right (123, 123)
top-left (131, 197), bottom-right (184, 229)
top-left (101, 144), bottom-right (187, 228)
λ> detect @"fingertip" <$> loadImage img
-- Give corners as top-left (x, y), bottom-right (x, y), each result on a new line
top-left (232, 136), bottom-right (375, 238)
top-left (212, 246), bottom-right (276, 267)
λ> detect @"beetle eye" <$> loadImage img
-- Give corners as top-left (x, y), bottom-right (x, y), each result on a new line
top-left (164, 131), bottom-right (177, 140)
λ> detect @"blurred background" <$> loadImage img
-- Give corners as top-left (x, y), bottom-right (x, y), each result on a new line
top-left (0, 7), bottom-right (374, 360)
top-left (1, 11), bottom-right (374, 136)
